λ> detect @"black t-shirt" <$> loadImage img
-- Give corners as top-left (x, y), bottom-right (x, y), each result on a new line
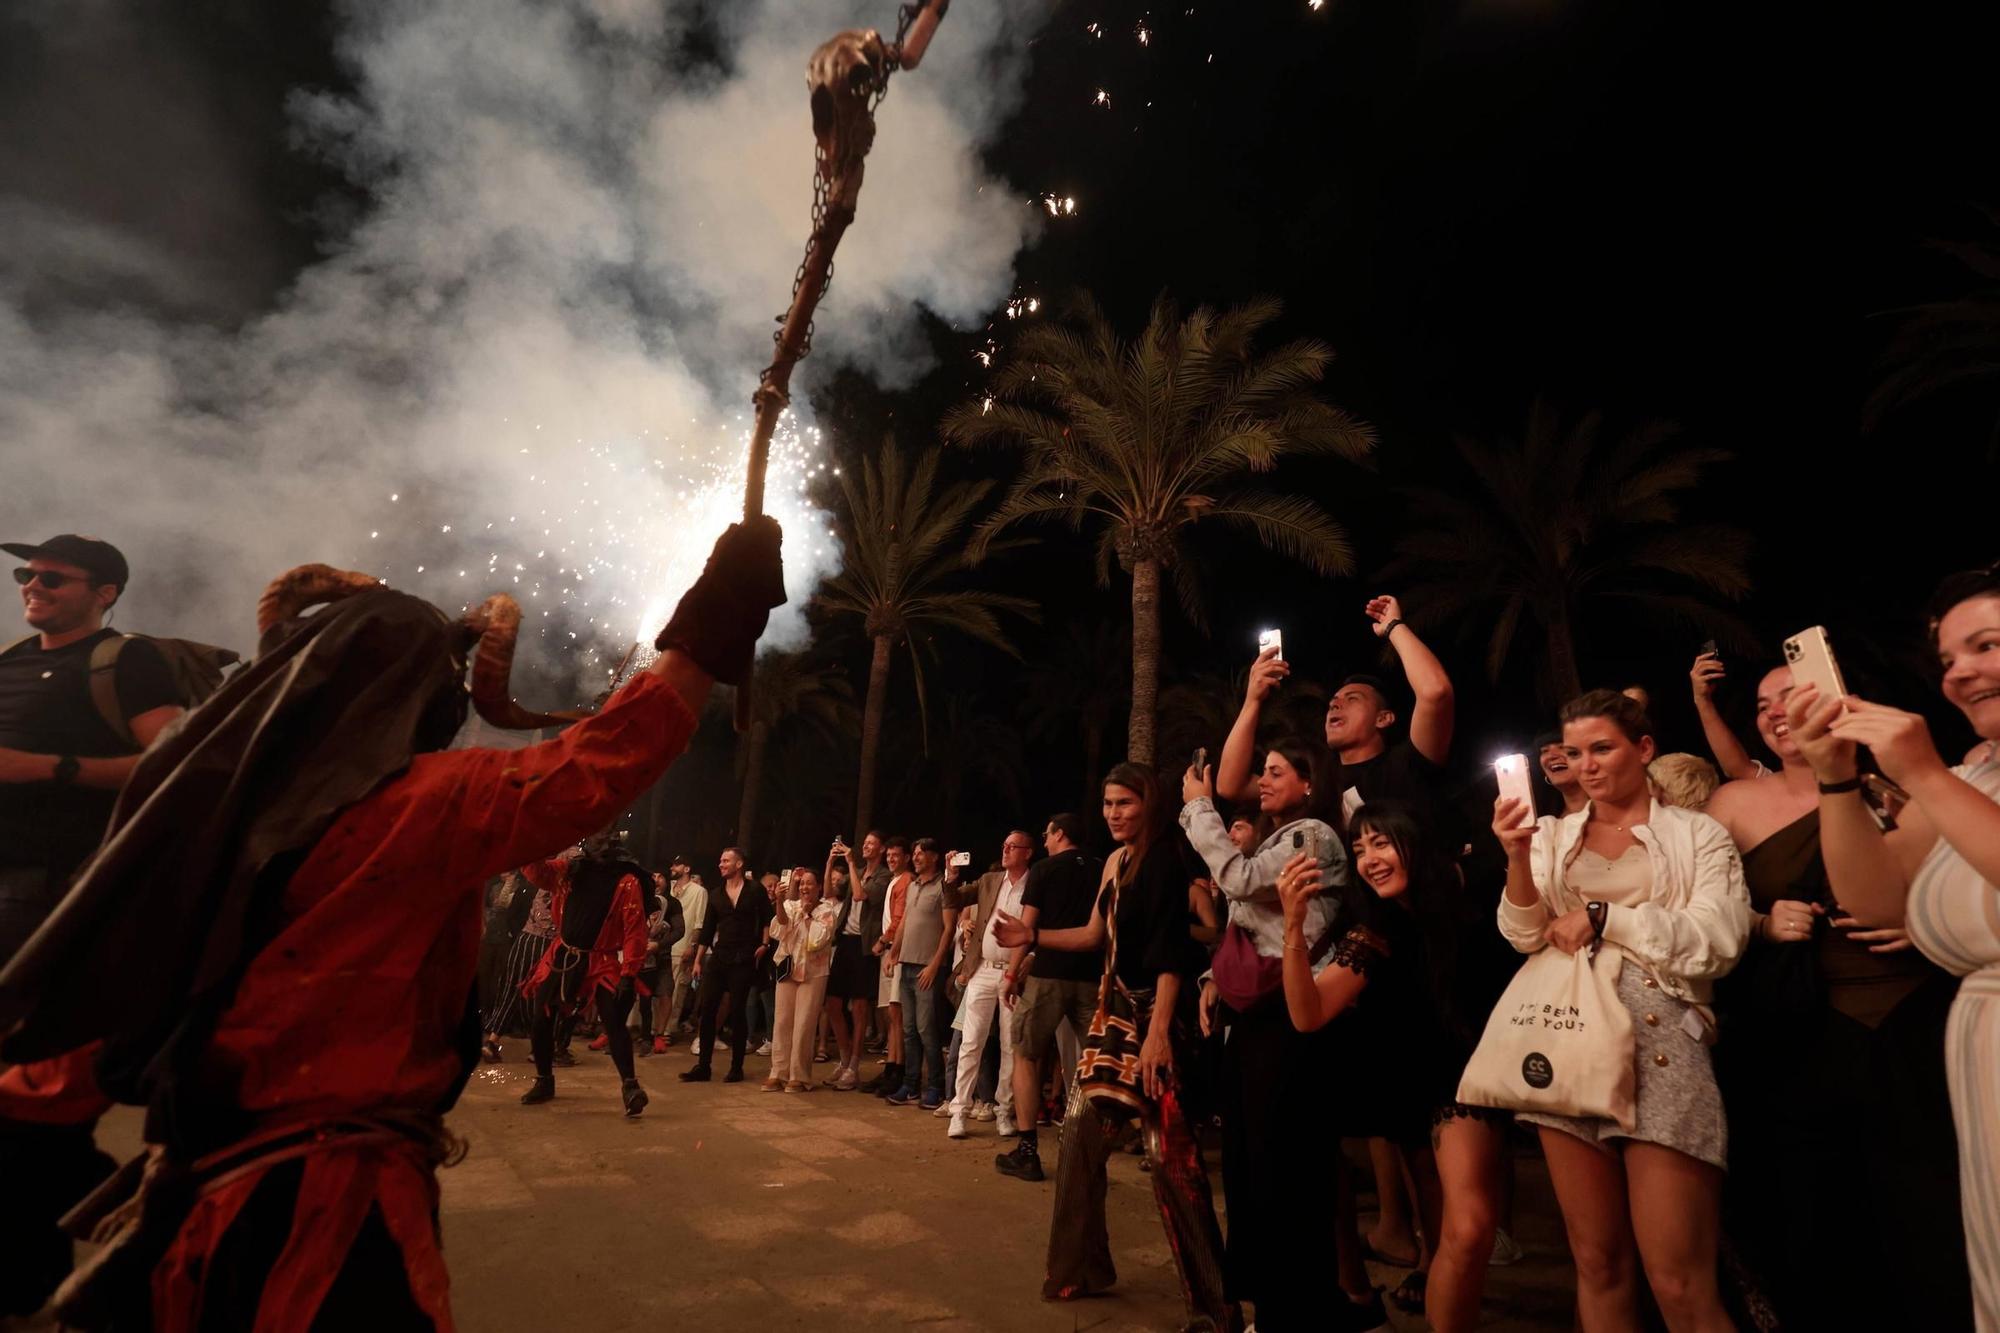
top-left (1023, 846), bottom-right (1104, 982)
top-left (0, 629), bottom-right (180, 877)
top-left (1097, 835), bottom-right (1207, 992)
top-left (1329, 742), bottom-right (1471, 851)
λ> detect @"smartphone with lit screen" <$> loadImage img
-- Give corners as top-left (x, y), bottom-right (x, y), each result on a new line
top-left (1258, 628), bottom-right (1283, 662)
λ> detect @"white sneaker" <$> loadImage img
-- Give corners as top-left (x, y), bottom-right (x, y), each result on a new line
top-left (932, 1100), bottom-right (954, 1118)
top-left (947, 1114), bottom-right (969, 1140)
top-left (691, 1038), bottom-right (703, 1057)
top-left (755, 1039), bottom-right (772, 1057)
top-left (994, 1111), bottom-right (1017, 1137)
top-left (1489, 1227), bottom-right (1524, 1266)
top-left (971, 1101), bottom-right (997, 1122)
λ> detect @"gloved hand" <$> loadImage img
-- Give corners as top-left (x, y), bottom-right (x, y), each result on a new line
top-left (655, 517), bottom-right (785, 685)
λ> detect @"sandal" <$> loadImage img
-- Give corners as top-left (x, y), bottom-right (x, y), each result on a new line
top-left (1387, 1271), bottom-right (1427, 1313)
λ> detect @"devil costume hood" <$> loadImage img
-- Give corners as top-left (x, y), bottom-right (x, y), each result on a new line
top-left (0, 583), bottom-right (517, 1102)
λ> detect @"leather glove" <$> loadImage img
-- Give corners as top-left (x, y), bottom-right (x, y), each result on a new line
top-left (654, 517), bottom-right (785, 685)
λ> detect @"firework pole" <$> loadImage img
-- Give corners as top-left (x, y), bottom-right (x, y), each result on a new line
top-left (735, 0), bottom-right (950, 729)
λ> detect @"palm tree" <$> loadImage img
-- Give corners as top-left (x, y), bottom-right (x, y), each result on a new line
top-left (1380, 397), bottom-right (1754, 705)
top-left (884, 695), bottom-right (1029, 835)
top-left (942, 293), bottom-right (1375, 764)
top-left (1019, 619), bottom-right (1129, 810)
top-left (733, 651), bottom-right (857, 852)
top-left (818, 437), bottom-right (1038, 833)
top-left (1866, 210), bottom-right (2000, 460)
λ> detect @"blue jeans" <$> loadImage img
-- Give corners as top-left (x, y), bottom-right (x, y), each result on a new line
top-left (899, 963), bottom-right (946, 1099)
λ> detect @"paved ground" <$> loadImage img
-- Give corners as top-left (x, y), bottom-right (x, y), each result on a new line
top-left (78, 1040), bottom-right (1580, 1331)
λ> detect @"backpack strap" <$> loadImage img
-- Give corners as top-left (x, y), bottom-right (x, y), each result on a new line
top-left (87, 635), bottom-right (135, 748)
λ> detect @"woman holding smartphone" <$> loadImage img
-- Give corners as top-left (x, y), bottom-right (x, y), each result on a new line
top-left (767, 868), bottom-right (837, 1092)
top-left (1493, 689), bottom-right (1750, 1333)
top-left (1274, 800), bottom-right (1515, 1333)
top-left (1787, 563), bottom-right (2000, 1329)
top-left (991, 764), bottom-right (1236, 1331)
top-left (1179, 739), bottom-right (1376, 1331)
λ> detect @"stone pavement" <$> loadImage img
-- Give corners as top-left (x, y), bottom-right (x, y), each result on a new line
top-left (78, 1041), bottom-right (1581, 1331)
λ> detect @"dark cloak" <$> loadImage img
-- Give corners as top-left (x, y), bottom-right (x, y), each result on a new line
top-left (0, 589), bottom-right (471, 1109)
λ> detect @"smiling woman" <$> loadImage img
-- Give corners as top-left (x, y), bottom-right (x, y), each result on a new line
top-left (1790, 562), bottom-right (2000, 1328)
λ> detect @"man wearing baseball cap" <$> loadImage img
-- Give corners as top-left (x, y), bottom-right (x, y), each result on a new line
top-left (0, 535), bottom-right (184, 965)
top-left (666, 851), bottom-right (708, 1042)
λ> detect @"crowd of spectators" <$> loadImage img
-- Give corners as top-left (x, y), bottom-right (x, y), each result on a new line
top-left (8, 531), bottom-right (2000, 1332)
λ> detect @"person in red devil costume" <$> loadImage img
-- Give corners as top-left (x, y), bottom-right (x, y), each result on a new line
top-left (0, 519), bottom-right (784, 1331)
top-left (516, 830), bottom-right (654, 1114)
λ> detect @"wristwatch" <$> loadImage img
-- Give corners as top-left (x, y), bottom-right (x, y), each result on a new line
top-left (52, 754), bottom-right (81, 786)
top-left (1586, 900), bottom-right (1608, 942)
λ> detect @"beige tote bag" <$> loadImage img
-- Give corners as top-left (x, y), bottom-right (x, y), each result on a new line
top-left (1455, 941), bottom-right (1636, 1131)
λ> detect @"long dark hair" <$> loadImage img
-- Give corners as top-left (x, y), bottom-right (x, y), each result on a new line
top-left (1347, 800), bottom-right (1478, 1043)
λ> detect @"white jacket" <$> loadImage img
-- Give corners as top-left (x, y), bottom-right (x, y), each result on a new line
top-left (1496, 799), bottom-right (1750, 1004)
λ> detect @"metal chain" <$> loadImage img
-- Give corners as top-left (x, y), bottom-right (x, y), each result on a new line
top-left (770, 3), bottom-right (922, 366)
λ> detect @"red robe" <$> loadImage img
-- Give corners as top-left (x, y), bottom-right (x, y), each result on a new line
top-left (146, 670), bottom-right (696, 1332)
top-left (518, 857), bottom-right (649, 1001)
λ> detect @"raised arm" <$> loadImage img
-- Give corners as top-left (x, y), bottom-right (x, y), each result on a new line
top-left (1691, 652), bottom-right (1760, 781)
top-left (1369, 595), bottom-right (1453, 766)
top-left (1218, 648), bottom-right (1288, 803)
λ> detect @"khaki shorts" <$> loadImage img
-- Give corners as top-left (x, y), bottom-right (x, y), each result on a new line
top-left (1011, 975), bottom-right (1100, 1060)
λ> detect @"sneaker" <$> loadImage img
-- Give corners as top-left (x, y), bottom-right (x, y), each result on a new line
top-left (650, 1036), bottom-right (669, 1057)
top-left (885, 1087), bottom-right (918, 1106)
top-left (833, 1065), bottom-right (859, 1091)
top-left (786, 1080), bottom-right (809, 1093)
top-left (621, 1079), bottom-right (648, 1118)
top-left (679, 1065), bottom-right (712, 1083)
top-left (948, 1114), bottom-right (969, 1139)
top-left (588, 1033), bottom-right (609, 1052)
top-left (551, 1048), bottom-right (578, 1068)
top-left (1489, 1227), bottom-right (1524, 1267)
top-left (723, 1067), bottom-right (745, 1084)
top-left (995, 1139), bottom-right (1045, 1181)
top-left (932, 1100), bottom-right (954, 1119)
top-left (519, 1076), bottom-right (555, 1105)
top-left (755, 1039), bottom-right (772, 1057)
top-left (761, 1076), bottom-right (785, 1092)
top-left (972, 1101), bottom-right (997, 1122)
top-left (995, 1111), bottom-right (1018, 1137)
top-left (691, 1038), bottom-right (704, 1058)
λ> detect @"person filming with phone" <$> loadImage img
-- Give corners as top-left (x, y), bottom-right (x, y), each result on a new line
top-left (1179, 739), bottom-right (1375, 1331)
top-left (1785, 564), bottom-right (2000, 1329)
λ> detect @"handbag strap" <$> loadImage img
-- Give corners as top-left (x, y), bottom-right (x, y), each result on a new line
top-left (1097, 848), bottom-right (1129, 990)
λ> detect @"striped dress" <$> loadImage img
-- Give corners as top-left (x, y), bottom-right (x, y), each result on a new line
top-left (1904, 758), bottom-right (2000, 1331)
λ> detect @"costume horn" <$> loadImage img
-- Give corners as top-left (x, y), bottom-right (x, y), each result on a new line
top-left (256, 564), bottom-right (383, 637)
top-left (462, 594), bottom-right (590, 730)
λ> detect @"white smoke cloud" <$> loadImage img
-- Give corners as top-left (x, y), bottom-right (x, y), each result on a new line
top-left (0, 0), bottom-right (1048, 682)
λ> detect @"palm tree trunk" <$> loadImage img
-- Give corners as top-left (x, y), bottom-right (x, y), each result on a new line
top-left (1128, 558), bottom-right (1162, 765)
top-left (736, 721), bottom-right (770, 848)
top-left (1545, 601), bottom-right (1582, 706)
top-left (855, 633), bottom-right (894, 833)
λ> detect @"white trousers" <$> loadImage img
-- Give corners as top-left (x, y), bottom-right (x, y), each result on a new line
top-left (772, 974), bottom-right (829, 1084)
top-left (950, 965), bottom-right (1017, 1117)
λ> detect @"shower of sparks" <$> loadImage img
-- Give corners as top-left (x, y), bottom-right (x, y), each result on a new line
top-left (364, 411), bottom-right (834, 677)
top-left (1308, 0), bottom-right (1324, 8)
top-left (1092, 88), bottom-right (1111, 108)
top-left (1136, 23), bottom-right (1151, 46)
top-left (1085, 21), bottom-right (1103, 38)
top-left (1040, 193), bottom-right (1078, 217)
top-left (1004, 295), bottom-right (1042, 319)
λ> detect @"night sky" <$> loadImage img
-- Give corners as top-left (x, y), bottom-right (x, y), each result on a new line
top-left (7, 0), bottom-right (1994, 860)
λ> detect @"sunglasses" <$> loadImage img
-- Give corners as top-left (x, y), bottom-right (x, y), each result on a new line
top-left (13, 568), bottom-right (92, 590)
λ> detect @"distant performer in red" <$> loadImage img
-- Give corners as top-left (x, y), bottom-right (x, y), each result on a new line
top-left (0, 520), bottom-right (784, 1332)
top-left (516, 832), bottom-right (653, 1116)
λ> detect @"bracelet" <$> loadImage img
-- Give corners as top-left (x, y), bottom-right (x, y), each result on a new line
top-left (1381, 618), bottom-right (1405, 637)
top-left (1817, 776), bottom-right (1864, 795)
top-left (1283, 942), bottom-right (1309, 953)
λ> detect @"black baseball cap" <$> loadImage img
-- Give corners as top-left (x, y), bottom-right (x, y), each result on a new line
top-left (2, 535), bottom-right (130, 590)
top-left (670, 853), bottom-right (692, 869)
